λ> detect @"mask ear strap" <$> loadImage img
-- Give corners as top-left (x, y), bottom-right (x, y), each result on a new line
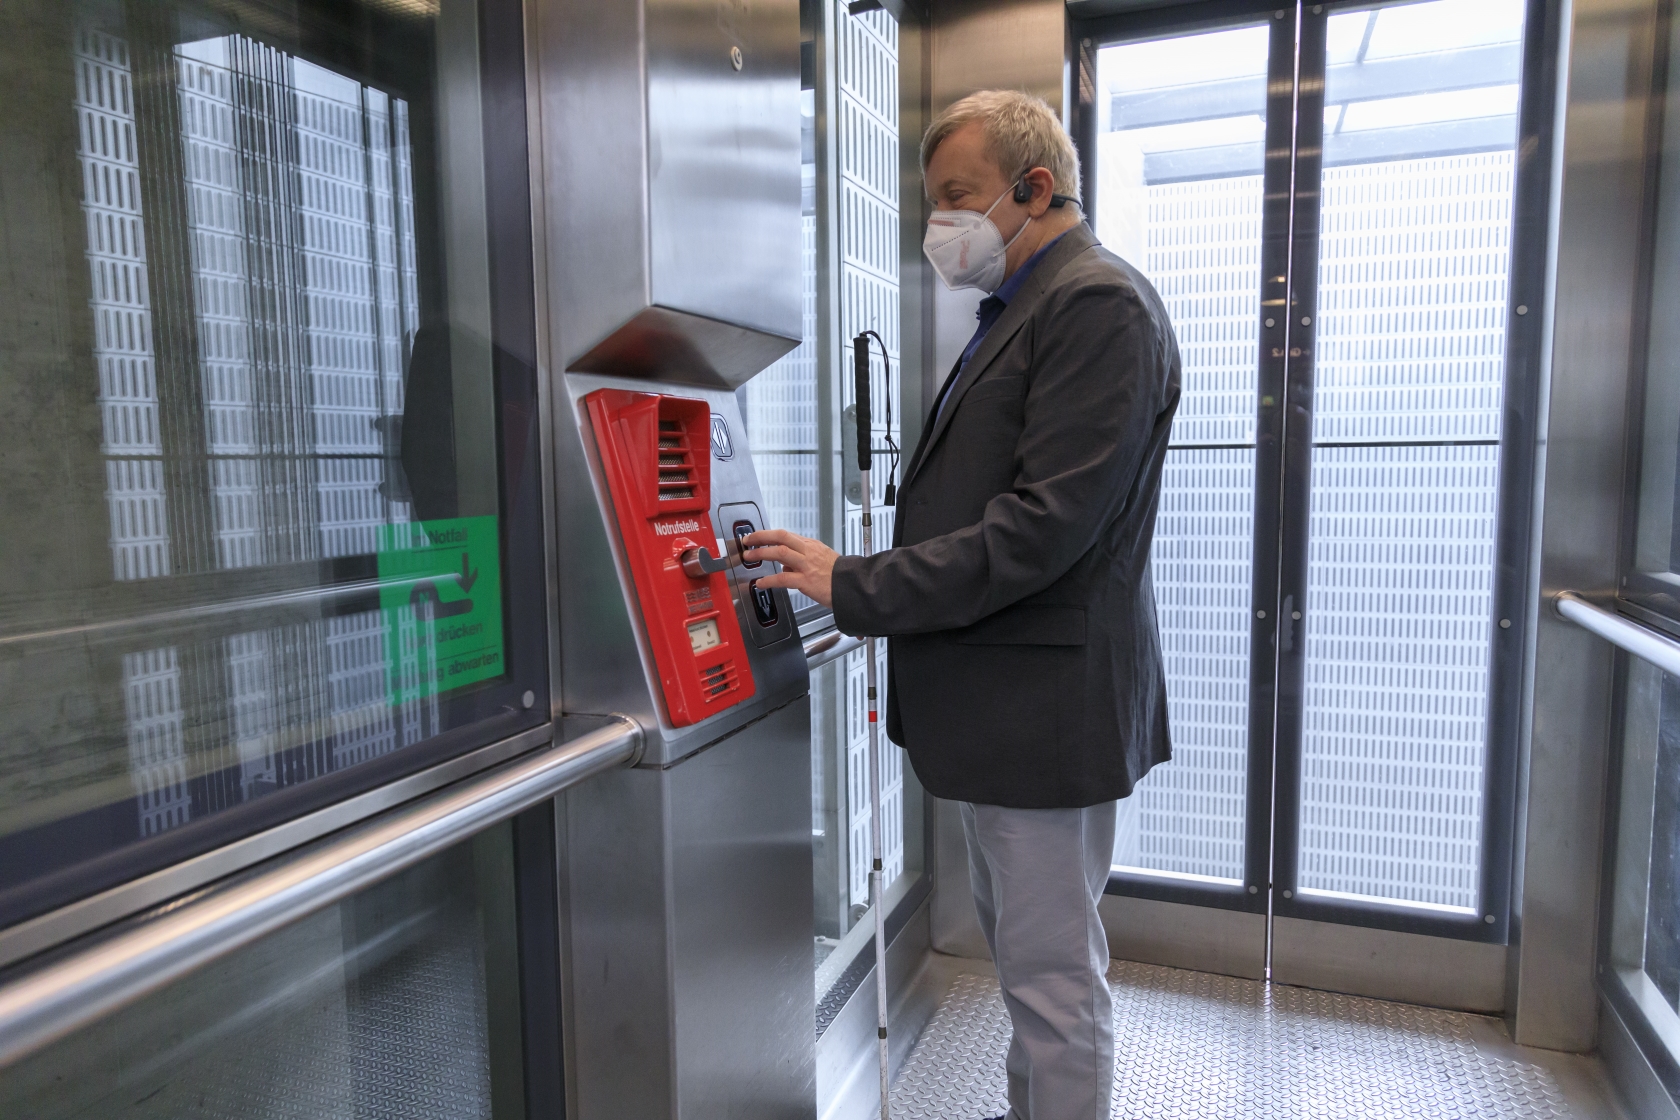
top-left (1001, 210), bottom-right (1033, 252)
top-left (1001, 177), bottom-right (1036, 251)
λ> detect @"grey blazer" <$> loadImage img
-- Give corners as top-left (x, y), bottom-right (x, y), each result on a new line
top-left (830, 223), bottom-right (1181, 809)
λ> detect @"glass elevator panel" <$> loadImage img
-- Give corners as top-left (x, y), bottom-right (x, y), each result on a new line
top-left (0, 825), bottom-right (528, 1120)
top-left (0, 0), bottom-right (545, 928)
top-left (1608, 0), bottom-right (1680, 1080)
top-left (742, 1), bottom-right (925, 1008)
top-left (1294, 0), bottom-right (1525, 914)
top-left (1095, 22), bottom-right (1271, 885)
top-left (1608, 660), bottom-right (1680, 1067)
top-left (1627, 0), bottom-right (1680, 626)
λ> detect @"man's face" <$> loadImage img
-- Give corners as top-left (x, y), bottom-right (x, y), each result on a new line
top-left (924, 120), bottom-right (1013, 214)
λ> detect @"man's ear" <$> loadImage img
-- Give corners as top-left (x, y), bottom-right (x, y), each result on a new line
top-left (1024, 167), bottom-right (1056, 216)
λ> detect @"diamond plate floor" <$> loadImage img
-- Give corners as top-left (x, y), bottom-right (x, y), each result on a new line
top-left (888, 960), bottom-right (1625, 1120)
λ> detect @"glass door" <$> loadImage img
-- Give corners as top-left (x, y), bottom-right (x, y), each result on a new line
top-left (1274, 0), bottom-right (1528, 937)
top-left (1093, 16), bottom-right (1283, 918)
top-left (1078, 0), bottom-right (1545, 979)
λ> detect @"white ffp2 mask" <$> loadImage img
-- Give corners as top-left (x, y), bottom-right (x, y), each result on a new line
top-left (922, 186), bottom-right (1031, 293)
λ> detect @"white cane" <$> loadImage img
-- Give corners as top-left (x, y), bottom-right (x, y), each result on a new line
top-left (853, 330), bottom-right (895, 1120)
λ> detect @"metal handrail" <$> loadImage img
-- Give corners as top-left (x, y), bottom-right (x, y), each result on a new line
top-left (0, 575), bottom-right (428, 651)
top-left (804, 625), bottom-right (866, 670)
top-left (797, 610), bottom-right (836, 638)
top-left (1554, 590), bottom-right (1680, 678)
top-left (0, 715), bottom-right (642, 1070)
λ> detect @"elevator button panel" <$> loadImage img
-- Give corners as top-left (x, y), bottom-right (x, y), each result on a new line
top-left (586, 389), bottom-right (755, 726)
top-left (716, 501), bottom-right (795, 649)
top-left (749, 580), bottom-right (778, 628)
top-left (732, 520), bottom-right (762, 568)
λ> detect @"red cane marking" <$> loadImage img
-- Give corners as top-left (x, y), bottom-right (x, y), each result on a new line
top-left (868, 712), bottom-right (878, 722)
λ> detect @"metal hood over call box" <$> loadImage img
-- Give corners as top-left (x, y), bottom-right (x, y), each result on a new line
top-left (541, 0), bottom-right (802, 389)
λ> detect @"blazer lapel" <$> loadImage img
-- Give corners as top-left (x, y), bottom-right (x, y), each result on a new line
top-left (901, 355), bottom-right (961, 485)
top-left (903, 224), bottom-right (1097, 490)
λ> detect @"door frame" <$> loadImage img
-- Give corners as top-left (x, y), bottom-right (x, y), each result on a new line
top-left (1068, 0), bottom-right (1561, 954)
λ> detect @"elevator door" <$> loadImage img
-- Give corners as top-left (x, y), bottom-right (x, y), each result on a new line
top-left (1079, 0), bottom-right (1544, 998)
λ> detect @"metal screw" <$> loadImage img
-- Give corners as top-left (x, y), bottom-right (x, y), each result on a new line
top-left (1265, 317), bottom-right (1276, 328)
top-left (1301, 316), bottom-right (1312, 326)
top-left (522, 690), bottom-right (536, 709)
top-left (1275, 9), bottom-right (1286, 18)
top-left (1248, 885), bottom-right (1259, 894)
top-left (1257, 609), bottom-right (1267, 619)
top-left (730, 45), bottom-right (744, 70)
top-left (1282, 889), bottom-right (1293, 899)
top-left (1292, 611), bottom-right (1302, 620)
top-left (1485, 914), bottom-right (1496, 924)
top-left (1499, 618), bottom-right (1511, 629)
top-left (1313, 4), bottom-right (1322, 12)
top-left (1516, 305), bottom-right (1528, 316)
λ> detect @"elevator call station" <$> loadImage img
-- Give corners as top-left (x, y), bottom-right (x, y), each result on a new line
top-left (585, 388), bottom-right (764, 727)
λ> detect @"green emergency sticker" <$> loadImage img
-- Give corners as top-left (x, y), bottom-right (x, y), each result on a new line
top-left (377, 516), bottom-right (505, 704)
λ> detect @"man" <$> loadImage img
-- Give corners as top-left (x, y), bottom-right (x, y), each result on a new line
top-left (746, 90), bottom-right (1180, 1120)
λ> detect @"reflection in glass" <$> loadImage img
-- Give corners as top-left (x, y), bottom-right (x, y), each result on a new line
top-left (0, 827), bottom-right (526, 1119)
top-left (1610, 7), bottom-right (1680, 1075)
top-left (1095, 25), bottom-right (1269, 884)
top-left (1631, 0), bottom-right (1680, 598)
top-left (1608, 659), bottom-right (1680, 1066)
top-left (1297, 0), bottom-right (1525, 912)
top-left (77, 28), bottom-right (422, 580)
top-left (0, 0), bottom-right (514, 921)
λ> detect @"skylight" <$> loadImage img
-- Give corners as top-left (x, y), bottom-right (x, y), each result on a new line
top-left (1118, 114), bottom-right (1265, 153)
top-left (1329, 0), bottom-right (1524, 67)
top-left (1101, 24), bottom-right (1269, 95)
top-left (1338, 84), bottom-right (1520, 133)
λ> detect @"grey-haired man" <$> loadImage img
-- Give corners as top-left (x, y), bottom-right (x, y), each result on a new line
top-left (748, 90), bottom-right (1180, 1119)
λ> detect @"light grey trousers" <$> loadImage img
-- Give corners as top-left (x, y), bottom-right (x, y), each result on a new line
top-left (961, 800), bottom-right (1117, 1120)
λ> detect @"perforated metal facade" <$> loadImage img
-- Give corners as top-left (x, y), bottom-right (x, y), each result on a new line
top-left (746, 208), bottom-right (820, 549)
top-left (1296, 154), bottom-right (1512, 911)
top-left (1109, 153), bottom-right (1511, 912)
top-left (746, 7), bottom-right (908, 926)
top-left (836, 6), bottom-right (905, 908)
top-left (1113, 175), bottom-right (1263, 883)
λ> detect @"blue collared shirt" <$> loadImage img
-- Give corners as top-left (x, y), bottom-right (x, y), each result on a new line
top-left (934, 230), bottom-right (1073, 424)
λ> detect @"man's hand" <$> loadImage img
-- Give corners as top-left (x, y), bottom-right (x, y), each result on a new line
top-left (742, 529), bottom-right (839, 609)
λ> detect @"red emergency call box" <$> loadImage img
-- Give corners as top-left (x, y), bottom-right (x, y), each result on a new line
top-left (585, 388), bottom-right (755, 726)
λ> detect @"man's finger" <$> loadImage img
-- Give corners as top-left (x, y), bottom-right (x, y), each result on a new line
top-left (743, 528), bottom-right (805, 551)
top-left (742, 544), bottom-right (804, 569)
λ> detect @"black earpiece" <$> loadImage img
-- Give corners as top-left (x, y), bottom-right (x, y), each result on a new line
top-left (1012, 178), bottom-right (1033, 204)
